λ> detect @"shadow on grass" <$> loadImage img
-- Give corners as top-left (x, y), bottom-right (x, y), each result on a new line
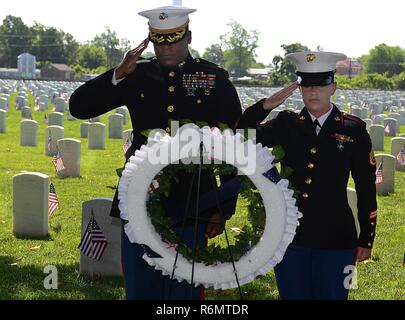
top-left (13, 233), bottom-right (54, 241)
top-left (0, 256), bottom-right (124, 300)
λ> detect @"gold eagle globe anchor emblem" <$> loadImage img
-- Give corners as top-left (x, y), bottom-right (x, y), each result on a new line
top-left (306, 53), bottom-right (317, 62)
top-left (159, 12), bottom-right (168, 20)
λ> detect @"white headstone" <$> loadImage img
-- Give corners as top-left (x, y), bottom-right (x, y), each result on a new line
top-left (372, 114), bottom-right (385, 125)
top-left (0, 109), bottom-right (6, 133)
top-left (375, 154), bottom-right (395, 195)
top-left (388, 113), bottom-right (400, 132)
top-left (390, 137), bottom-right (405, 172)
top-left (351, 107), bottom-right (362, 118)
top-left (21, 106), bottom-right (32, 119)
top-left (57, 138), bottom-right (81, 178)
top-left (38, 102), bottom-right (46, 111)
top-left (80, 122), bottom-right (91, 138)
top-left (398, 110), bottom-right (405, 125)
top-left (13, 172), bottom-right (49, 238)
top-left (116, 107), bottom-right (128, 125)
top-left (45, 125), bottom-right (64, 156)
top-left (0, 97), bottom-right (8, 111)
top-left (369, 125), bottom-right (385, 151)
top-left (383, 118), bottom-right (397, 137)
top-left (20, 119), bottom-right (38, 146)
top-left (123, 129), bottom-right (132, 144)
top-left (88, 122), bottom-right (106, 150)
top-left (39, 95), bottom-right (49, 110)
top-left (346, 188), bottom-right (360, 237)
top-left (363, 119), bottom-right (372, 133)
top-left (79, 198), bottom-right (122, 277)
top-left (15, 96), bottom-right (27, 110)
top-left (108, 114), bottom-right (123, 139)
top-left (54, 97), bottom-right (66, 113)
top-left (48, 112), bottom-right (64, 127)
top-left (360, 108), bottom-right (368, 120)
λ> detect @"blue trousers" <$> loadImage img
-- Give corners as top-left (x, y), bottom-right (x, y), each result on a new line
top-left (274, 245), bottom-right (357, 300)
top-left (121, 222), bottom-right (206, 300)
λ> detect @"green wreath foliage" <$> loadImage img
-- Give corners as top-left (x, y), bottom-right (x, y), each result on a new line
top-left (146, 162), bottom-right (265, 266)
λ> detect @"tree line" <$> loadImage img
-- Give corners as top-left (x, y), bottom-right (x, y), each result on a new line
top-left (1, 15), bottom-right (404, 89)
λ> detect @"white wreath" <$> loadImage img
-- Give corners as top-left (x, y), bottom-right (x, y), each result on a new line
top-left (118, 124), bottom-right (301, 290)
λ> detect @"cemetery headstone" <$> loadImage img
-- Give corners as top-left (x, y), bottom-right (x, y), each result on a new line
top-left (13, 172), bottom-right (49, 238)
top-left (79, 198), bottom-right (122, 277)
top-left (57, 139), bottom-right (81, 178)
top-left (20, 119), bottom-right (38, 146)
top-left (108, 114), bottom-right (123, 139)
top-left (88, 122), bottom-right (106, 150)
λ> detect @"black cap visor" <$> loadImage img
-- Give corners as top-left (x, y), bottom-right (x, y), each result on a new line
top-left (297, 71), bottom-right (335, 87)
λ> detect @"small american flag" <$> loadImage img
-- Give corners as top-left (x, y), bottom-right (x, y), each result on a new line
top-left (78, 215), bottom-right (108, 261)
top-left (397, 147), bottom-right (405, 165)
top-left (52, 151), bottom-right (65, 172)
top-left (375, 163), bottom-right (383, 184)
top-left (48, 183), bottom-right (60, 217)
top-left (122, 138), bottom-right (131, 154)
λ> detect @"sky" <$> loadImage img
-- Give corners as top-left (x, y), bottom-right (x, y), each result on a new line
top-left (1, 0), bottom-right (405, 65)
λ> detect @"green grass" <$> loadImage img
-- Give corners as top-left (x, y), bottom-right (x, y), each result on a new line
top-left (0, 91), bottom-right (404, 300)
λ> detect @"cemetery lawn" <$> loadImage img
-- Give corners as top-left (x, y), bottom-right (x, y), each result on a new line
top-left (0, 92), bottom-right (404, 300)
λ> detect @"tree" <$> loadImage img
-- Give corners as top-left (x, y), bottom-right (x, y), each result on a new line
top-left (92, 27), bottom-right (131, 68)
top-left (78, 44), bottom-right (107, 69)
top-left (268, 43), bottom-right (310, 85)
top-left (31, 22), bottom-right (67, 63)
top-left (363, 43), bottom-right (405, 76)
top-left (220, 21), bottom-right (259, 77)
top-left (189, 46), bottom-right (200, 58)
top-left (0, 15), bottom-right (32, 67)
top-left (202, 44), bottom-right (224, 66)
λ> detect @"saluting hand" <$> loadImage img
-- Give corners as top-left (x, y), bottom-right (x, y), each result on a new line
top-left (115, 38), bottom-right (149, 79)
top-left (262, 82), bottom-right (298, 110)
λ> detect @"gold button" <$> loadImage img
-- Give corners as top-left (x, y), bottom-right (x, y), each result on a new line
top-left (305, 178), bottom-right (312, 185)
top-left (140, 93), bottom-right (145, 98)
top-left (308, 163), bottom-right (315, 169)
top-left (302, 193), bottom-right (309, 199)
top-left (197, 99), bottom-right (202, 104)
top-left (310, 148), bottom-right (317, 155)
top-left (371, 222), bottom-right (375, 226)
top-left (167, 105), bottom-right (174, 113)
top-left (169, 71), bottom-right (175, 77)
top-left (368, 243), bottom-right (372, 247)
top-left (168, 86), bottom-right (175, 93)
top-left (371, 233), bottom-right (374, 236)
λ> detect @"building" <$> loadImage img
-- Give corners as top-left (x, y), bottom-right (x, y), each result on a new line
top-left (336, 58), bottom-right (363, 77)
top-left (18, 53), bottom-right (36, 78)
top-left (247, 67), bottom-right (272, 80)
top-left (41, 64), bottom-right (75, 81)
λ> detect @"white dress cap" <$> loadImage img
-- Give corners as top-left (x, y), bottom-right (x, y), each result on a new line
top-left (286, 51), bottom-right (347, 73)
top-left (138, 6), bottom-right (197, 32)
